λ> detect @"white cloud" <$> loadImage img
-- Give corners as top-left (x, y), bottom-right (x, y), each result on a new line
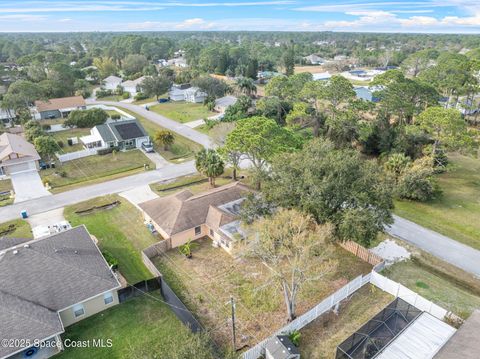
top-left (0, 14), bottom-right (47, 21)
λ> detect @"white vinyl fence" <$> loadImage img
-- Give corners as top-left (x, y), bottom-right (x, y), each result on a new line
top-left (370, 271), bottom-right (448, 320)
top-left (242, 273), bottom-right (372, 359)
top-left (243, 270), bottom-right (453, 359)
top-left (56, 148), bottom-right (98, 162)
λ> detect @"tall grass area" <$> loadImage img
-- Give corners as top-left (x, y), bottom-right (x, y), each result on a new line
top-left (395, 154), bottom-right (480, 250)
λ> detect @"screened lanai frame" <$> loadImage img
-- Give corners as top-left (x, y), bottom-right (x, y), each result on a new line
top-left (335, 298), bottom-right (422, 359)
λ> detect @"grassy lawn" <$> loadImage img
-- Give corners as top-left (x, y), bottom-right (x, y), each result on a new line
top-left (0, 178), bottom-right (13, 207)
top-left (382, 245), bottom-right (480, 319)
top-left (51, 128), bottom-right (91, 153)
top-left (300, 285), bottom-right (393, 359)
top-left (150, 174), bottom-right (234, 197)
top-left (40, 149), bottom-right (154, 193)
top-left (0, 219), bottom-right (32, 238)
top-left (133, 94), bottom-right (167, 105)
top-left (153, 237), bottom-right (372, 349)
top-left (118, 107), bottom-right (203, 162)
top-left (96, 95), bottom-right (123, 101)
top-left (150, 101), bottom-right (215, 123)
top-left (64, 195), bottom-right (158, 283)
top-left (55, 293), bottom-right (214, 359)
top-left (394, 154), bottom-right (480, 250)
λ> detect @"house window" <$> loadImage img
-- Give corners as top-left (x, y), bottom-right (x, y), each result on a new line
top-left (73, 304), bottom-right (85, 318)
top-left (104, 292), bottom-right (114, 305)
top-left (209, 229), bottom-right (214, 237)
top-left (194, 226), bottom-right (201, 236)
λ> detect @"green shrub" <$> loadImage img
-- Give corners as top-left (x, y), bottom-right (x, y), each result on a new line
top-left (57, 140), bottom-right (64, 148)
top-left (102, 250), bottom-right (119, 270)
top-left (97, 146), bottom-right (120, 156)
top-left (134, 92), bottom-right (149, 101)
top-left (41, 124), bottom-right (51, 131)
top-left (122, 92), bottom-right (130, 99)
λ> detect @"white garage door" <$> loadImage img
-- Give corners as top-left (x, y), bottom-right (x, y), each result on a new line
top-left (8, 161), bottom-right (35, 174)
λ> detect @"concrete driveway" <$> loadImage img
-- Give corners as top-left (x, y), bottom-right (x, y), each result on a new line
top-left (143, 151), bottom-right (169, 169)
top-left (11, 170), bottom-right (51, 203)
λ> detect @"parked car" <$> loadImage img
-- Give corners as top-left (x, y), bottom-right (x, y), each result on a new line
top-left (141, 141), bottom-right (154, 153)
top-left (158, 98), bottom-right (169, 103)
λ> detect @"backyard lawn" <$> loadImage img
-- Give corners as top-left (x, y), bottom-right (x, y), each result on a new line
top-left (394, 154), bottom-right (480, 250)
top-left (382, 245), bottom-right (480, 319)
top-left (150, 101), bottom-right (215, 123)
top-left (117, 107), bottom-right (203, 162)
top-left (153, 237), bottom-right (372, 349)
top-left (51, 128), bottom-right (91, 153)
top-left (0, 219), bottom-right (32, 238)
top-left (41, 149), bottom-right (154, 192)
top-left (56, 293), bottom-right (214, 359)
top-left (0, 178), bottom-right (13, 207)
top-left (64, 195), bottom-right (158, 283)
top-left (300, 285), bottom-right (393, 359)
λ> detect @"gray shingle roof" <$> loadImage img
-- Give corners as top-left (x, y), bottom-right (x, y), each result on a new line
top-left (0, 237), bottom-right (31, 251)
top-left (0, 226), bottom-right (120, 357)
top-left (265, 335), bottom-right (300, 359)
top-left (96, 124), bottom-right (116, 143)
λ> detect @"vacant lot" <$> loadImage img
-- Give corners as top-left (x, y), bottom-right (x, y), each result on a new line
top-left (57, 293), bottom-right (214, 359)
top-left (117, 107), bottom-right (203, 162)
top-left (51, 128), bottom-right (91, 153)
top-left (151, 102), bottom-right (215, 123)
top-left (65, 195), bottom-right (159, 283)
top-left (154, 237), bottom-right (372, 349)
top-left (0, 219), bottom-right (32, 238)
top-left (300, 285), bottom-right (393, 359)
top-left (395, 154), bottom-right (480, 250)
top-left (383, 246), bottom-right (480, 319)
top-left (41, 149), bottom-right (154, 192)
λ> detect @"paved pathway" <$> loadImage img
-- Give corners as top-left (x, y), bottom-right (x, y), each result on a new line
top-left (386, 215), bottom-right (480, 277)
top-left (0, 161), bottom-right (196, 223)
top-left (88, 100), bottom-right (214, 149)
top-left (11, 170), bottom-right (51, 203)
top-left (143, 151), bottom-right (169, 169)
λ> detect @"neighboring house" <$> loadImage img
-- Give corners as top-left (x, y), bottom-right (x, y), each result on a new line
top-left (354, 86), bottom-right (382, 102)
top-left (168, 86), bottom-right (207, 103)
top-left (103, 75), bottom-right (123, 91)
top-left (334, 55), bottom-right (348, 61)
top-left (0, 108), bottom-right (16, 124)
top-left (167, 57), bottom-right (188, 68)
top-left (313, 71), bottom-right (332, 81)
top-left (121, 76), bottom-right (147, 96)
top-left (265, 336), bottom-right (300, 359)
top-left (304, 54), bottom-right (326, 65)
top-left (0, 132), bottom-right (40, 176)
top-left (435, 310), bottom-right (480, 359)
top-left (214, 95), bottom-right (237, 113)
top-left (139, 182), bottom-right (251, 253)
top-left (33, 96), bottom-right (86, 120)
top-left (0, 226), bottom-right (121, 359)
top-left (80, 118), bottom-right (150, 150)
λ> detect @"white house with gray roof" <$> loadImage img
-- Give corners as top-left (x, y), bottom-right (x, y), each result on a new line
top-left (0, 226), bottom-right (121, 359)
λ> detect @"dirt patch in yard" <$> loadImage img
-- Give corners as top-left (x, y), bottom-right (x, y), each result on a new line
top-left (153, 237), bottom-right (372, 350)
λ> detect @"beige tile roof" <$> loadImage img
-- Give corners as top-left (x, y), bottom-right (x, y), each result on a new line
top-left (0, 132), bottom-right (40, 163)
top-left (35, 96), bottom-right (86, 112)
top-left (139, 182), bottom-right (250, 236)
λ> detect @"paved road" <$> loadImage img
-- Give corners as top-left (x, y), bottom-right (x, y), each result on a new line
top-left (88, 100), bottom-right (214, 149)
top-left (386, 215), bottom-right (480, 277)
top-left (0, 161), bottom-right (196, 223)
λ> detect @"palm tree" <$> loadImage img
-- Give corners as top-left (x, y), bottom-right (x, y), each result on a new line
top-left (235, 77), bottom-right (257, 98)
top-left (195, 149), bottom-right (225, 187)
top-left (154, 130), bottom-right (175, 150)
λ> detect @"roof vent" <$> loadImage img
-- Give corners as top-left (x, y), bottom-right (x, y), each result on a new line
top-left (74, 250), bottom-right (78, 254)
top-left (23, 244), bottom-right (30, 248)
top-left (13, 250), bottom-right (18, 255)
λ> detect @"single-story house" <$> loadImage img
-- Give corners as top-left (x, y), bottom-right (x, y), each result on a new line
top-left (313, 71), bottom-right (332, 81)
top-left (168, 86), bottom-right (207, 103)
top-left (265, 336), bottom-right (300, 359)
top-left (80, 118), bottom-right (150, 151)
top-left (214, 95), bottom-right (237, 112)
top-left (0, 108), bottom-right (16, 124)
top-left (354, 86), bottom-right (383, 102)
top-left (103, 75), bottom-right (123, 90)
top-left (304, 54), bottom-right (326, 65)
top-left (0, 132), bottom-right (40, 176)
top-left (0, 226), bottom-right (121, 359)
top-left (34, 96), bottom-right (86, 120)
top-left (139, 182), bottom-right (251, 253)
top-left (121, 76), bottom-right (148, 96)
top-left (167, 57), bottom-right (188, 68)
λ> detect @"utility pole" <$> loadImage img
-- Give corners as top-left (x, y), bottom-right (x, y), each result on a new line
top-left (230, 296), bottom-right (236, 351)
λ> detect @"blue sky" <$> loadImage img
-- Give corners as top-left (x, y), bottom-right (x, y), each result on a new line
top-left (0, 1), bottom-right (479, 33)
